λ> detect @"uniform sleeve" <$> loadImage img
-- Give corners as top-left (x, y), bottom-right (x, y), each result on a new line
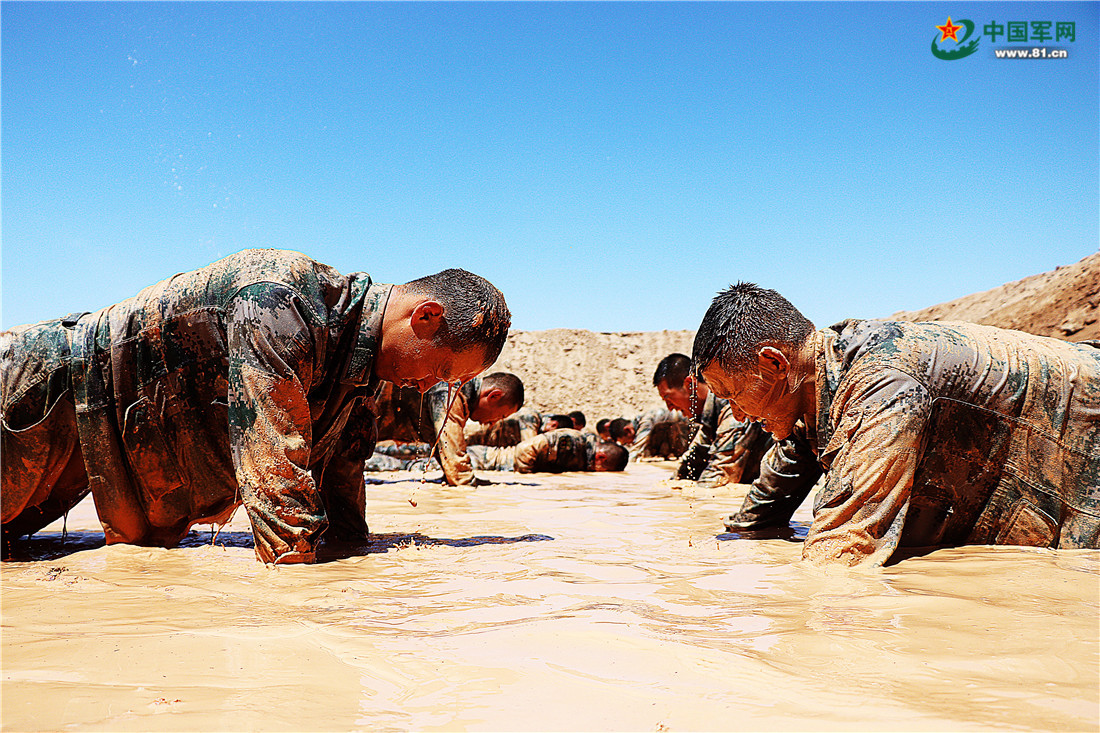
top-left (725, 434), bottom-right (822, 531)
top-left (699, 410), bottom-right (767, 486)
top-left (513, 435), bottom-right (546, 473)
top-left (227, 284), bottom-right (326, 565)
top-left (675, 423), bottom-right (711, 480)
top-left (518, 414), bottom-right (540, 443)
top-left (431, 390), bottom-right (476, 486)
top-left (317, 398), bottom-right (374, 542)
top-left (629, 414), bottom-right (653, 461)
top-left (802, 368), bottom-right (931, 567)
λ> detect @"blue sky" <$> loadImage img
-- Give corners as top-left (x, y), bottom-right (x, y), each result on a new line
top-left (3, 1), bottom-right (1097, 332)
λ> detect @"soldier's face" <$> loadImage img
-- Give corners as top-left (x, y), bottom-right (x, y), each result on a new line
top-left (471, 399), bottom-right (518, 425)
top-left (656, 378), bottom-right (696, 417)
top-left (701, 361), bottom-right (797, 440)
top-left (378, 342), bottom-right (489, 394)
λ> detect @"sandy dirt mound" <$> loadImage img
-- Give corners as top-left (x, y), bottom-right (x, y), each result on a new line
top-left (490, 253), bottom-right (1098, 418)
top-left (890, 251), bottom-right (1099, 341)
top-left (485, 329), bottom-right (695, 421)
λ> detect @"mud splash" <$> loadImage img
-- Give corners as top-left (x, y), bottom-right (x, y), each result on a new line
top-left (3, 463), bottom-right (1097, 731)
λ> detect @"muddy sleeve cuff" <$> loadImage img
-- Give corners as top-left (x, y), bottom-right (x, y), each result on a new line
top-left (227, 285), bottom-right (329, 565)
top-left (271, 550), bottom-right (316, 565)
top-left (437, 417), bottom-right (476, 485)
top-left (726, 435), bottom-right (821, 530)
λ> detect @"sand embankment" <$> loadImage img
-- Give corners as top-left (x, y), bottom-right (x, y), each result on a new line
top-left (489, 252), bottom-right (1099, 418)
top-left (485, 329), bottom-right (695, 420)
top-left (890, 251), bottom-right (1099, 341)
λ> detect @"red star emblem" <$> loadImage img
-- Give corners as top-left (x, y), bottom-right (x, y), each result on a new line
top-left (936, 17), bottom-right (963, 42)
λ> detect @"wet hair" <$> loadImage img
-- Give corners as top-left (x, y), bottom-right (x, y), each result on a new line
top-left (595, 418), bottom-right (611, 435)
top-left (481, 372), bottom-right (524, 408)
top-left (692, 282), bottom-right (814, 376)
top-left (653, 353), bottom-right (692, 388)
top-left (608, 418), bottom-right (632, 441)
top-left (567, 410), bottom-right (586, 429)
top-left (595, 442), bottom-right (629, 471)
top-left (403, 269), bottom-right (511, 364)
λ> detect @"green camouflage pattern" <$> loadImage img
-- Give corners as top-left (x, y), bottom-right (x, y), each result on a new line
top-left (465, 408), bottom-right (541, 447)
top-left (727, 319), bottom-right (1100, 566)
top-left (373, 378), bottom-right (480, 485)
top-left (2, 249), bottom-right (390, 563)
top-left (467, 428), bottom-right (599, 473)
top-left (629, 407), bottom-right (693, 461)
top-left (676, 391), bottom-right (773, 486)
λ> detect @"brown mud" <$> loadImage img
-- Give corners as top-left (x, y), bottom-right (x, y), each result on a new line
top-left (3, 463), bottom-right (1097, 731)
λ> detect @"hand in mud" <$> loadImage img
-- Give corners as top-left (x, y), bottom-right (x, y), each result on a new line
top-left (470, 476), bottom-right (494, 487)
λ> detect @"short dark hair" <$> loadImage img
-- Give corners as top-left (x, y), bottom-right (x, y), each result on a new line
top-left (546, 414), bottom-right (575, 430)
top-left (596, 418), bottom-right (611, 434)
top-left (692, 282), bottom-right (814, 376)
top-left (653, 353), bottom-right (692, 388)
top-left (595, 442), bottom-right (629, 471)
top-left (608, 418), bottom-right (632, 441)
top-left (567, 410), bottom-right (586, 429)
top-left (481, 372), bottom-right (524, 408)
top-left (404, 269), bottom-right (511, 364)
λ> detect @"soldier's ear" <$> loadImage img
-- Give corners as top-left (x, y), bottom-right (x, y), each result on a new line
top-left (410, 300), bottom-right (444, 340)
top-left (484, 387), bottom-right (505, 404)
top-left (756, 346), bottom-right (789, 380)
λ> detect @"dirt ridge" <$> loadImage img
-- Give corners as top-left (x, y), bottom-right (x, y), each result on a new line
top-left (488, 252), bottom-right (1099, 419)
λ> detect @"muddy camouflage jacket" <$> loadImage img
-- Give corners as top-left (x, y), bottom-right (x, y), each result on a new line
top-left (729, 320), bottom-right (1100, 566)
top-left (373, 379), bottom-right (479, 485)
top-left (465, 408), bottom-right (541, 447)
top-left (629, 407), bottom-right (692, 461)
top-left (676, 391), bottom-right (772, 486)
top-left (4, 250), bottom-right (390, 564)
top-left (468, 429), bottom-right (597, 473)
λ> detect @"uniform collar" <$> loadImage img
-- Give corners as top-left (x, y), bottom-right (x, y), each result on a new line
top-left (700, 389), bottom-right (718, 424)
top-left (344, 281), bottom-right (393, 386)
top-left (811, 328), bottom-right (840, 454)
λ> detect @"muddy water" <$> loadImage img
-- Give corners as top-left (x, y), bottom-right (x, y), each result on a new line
top-left (3, 463), bottom-right (1097, 731)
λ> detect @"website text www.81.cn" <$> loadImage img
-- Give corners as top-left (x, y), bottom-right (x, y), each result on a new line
top-left (994, 47), bottom-right (1069, 59)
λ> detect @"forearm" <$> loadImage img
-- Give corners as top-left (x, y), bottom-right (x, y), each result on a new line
top-left (437, 420), bottom-right (476, 485)
top-left (726, 436), bottom-right (822, 530)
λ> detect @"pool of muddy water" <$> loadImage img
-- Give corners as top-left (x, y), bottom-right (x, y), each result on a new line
top-left (3, 463), bottom-right (1097, 731)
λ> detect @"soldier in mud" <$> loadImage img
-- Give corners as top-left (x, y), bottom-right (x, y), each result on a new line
top-left (466, 406), bottom-right (543, 447)
top-left (1, 249), bottom-right (511, 564)
top-left (541, 413), bottom-right (574, 432)
top-left (370, 372), bottom-right (524, 486)
top-left (468, 428), bottom-right (629, 474)
top-left (567, 411), bottom-right (587, 432)
top-left (595, 418), bottom-right (612, 442)
top-left (692, 282), bottom-right (1100, 566)
top-left (652, 353), bottom-right (772, 487)
top-left (609, 408), bottom-right (693, 461)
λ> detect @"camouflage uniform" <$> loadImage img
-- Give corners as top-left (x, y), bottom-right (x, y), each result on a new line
top-left (373, 379), bottom-right (480, 485)
top-left (676, 391), bottom-right (773, 486)
top-left (629, 407), bottom-right (693, 461)
top-left (465, 408), bottom-right (541, 447)
top-left (2, 249), bottom-right (391, 564)
top-left (725, 320), bottom-right (1100, 566)
top-left (467, 429), bottom-right (599, 473)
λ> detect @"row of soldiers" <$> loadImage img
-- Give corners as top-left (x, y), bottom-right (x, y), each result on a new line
top-left (365, 353), bottom-right (773, 489)
top-left (6, 250), bottom-right (1096, 567)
